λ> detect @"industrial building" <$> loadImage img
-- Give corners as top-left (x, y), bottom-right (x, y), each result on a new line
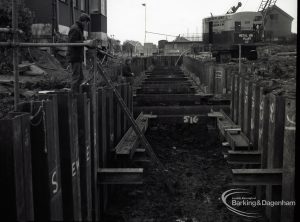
top-left (24, 0), bottom-right (108, 47)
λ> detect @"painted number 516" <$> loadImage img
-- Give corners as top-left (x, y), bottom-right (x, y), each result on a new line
top-left (183, 116), bottom-right (199, 124)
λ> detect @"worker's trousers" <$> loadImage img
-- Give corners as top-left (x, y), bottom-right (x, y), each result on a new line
top-left (71, 62), bottom-right (84, 93)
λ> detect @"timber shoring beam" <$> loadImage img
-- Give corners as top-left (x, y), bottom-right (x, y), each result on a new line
top-left (98, 168), bottom-right (143, 185)
top-left (225, 150), bottom-right (261, 165)
top-left (232, 169), bottom-right (282, 186)
top-left (115, 113), bottom-right (148, 157)
top-left (134, 105), bottom-right (230, 116)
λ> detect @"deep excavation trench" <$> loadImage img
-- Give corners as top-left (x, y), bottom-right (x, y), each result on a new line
top-left (103, 117), bottom-right (236, 222)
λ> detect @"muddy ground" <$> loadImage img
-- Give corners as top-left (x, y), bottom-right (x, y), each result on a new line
top-left (103, 119), bottom-right (239, 222)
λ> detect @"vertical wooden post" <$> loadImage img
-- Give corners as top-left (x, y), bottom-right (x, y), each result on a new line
top-left (238, 76), bottom-right (244, 129)
top-left (92, 49), bottom-right (99, 221)
top-left (281, 97), bottom-right (295, 222)
top-left (238, 44), bottom-right (241, 74)
top-left (233, 75), bottom-right (239, 123)
top-left (19, 99), bottom-right (63, 220)
top-left (266, 93), bottom-right (285, 222)
top-left (114, 84), bottom-right (122, 145)
top-left (97, 87), bottom-right (108, 216)
top-left (122, 84), bottom-right (129, 132)
top-left (12, 0), bottom-right (19, 110)
top-left (258, 88), bottom-right (270, 168)
top-left (250, 82), bottom-right (261, 150)
top-left (243, 79), bottom-right (253, 138)
top-left (230, 74), bottom-right (235, 120)
top-left (77, 94), bottom-right (92, 221)
top-left (0, 113), bottom-right (34, 221)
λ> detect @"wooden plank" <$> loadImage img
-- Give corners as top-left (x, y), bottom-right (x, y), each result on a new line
top-left (113, 85), bottom-right (122, 146)
top-left (77, 94), bottom-right (92, 221)
top-left (258, 90), bottom-right (270, 168)
top-left (122, 84), bottom-right (128, 134)
top-left (250, 82), bottom-right (260, 150)
top-left (266, 94), bottom-right (286, 222)
top-left (232, 169), bottom-right (282, 185)
top-left (136, 87), bottom-right (195, 94)
top-left (267, 93), bottom-right (285, 168)
top-left (105, 87), bottom-right (115, 153)
top-left (98, 88), bottom-right (107, 168)
top-left (0, 113), bottom-right (34, 221)
top-left (226, 150), bottom-right (261, 165)
top-left (81, 85), bottom-right (100, 221)
top-left (230, 74), bottom-right (235, 120)
top-left (141, 81), bottom-right (192, 86)
top-left (141, 80), bottom-right (193, 85)
top-left (143, 77), bottom-right (188, 81)
top-left (281, 97), bottom-right (295, 222)
top-left (97, 87), bottom-right (108, 215)
top-left (134, 94), bottom-right (218, 103)
top-left (233, 75), bottom-right (239, 123)
top-left (145, 74), bottom-right (186, 78)
top-left (40, 93), bottom-right (82, 220)
top-left (225, 132), bottom-right (251, 150)
top-left (243, 79), bottom-right (253, 137)
top-left (98, 168), bottom-right (143, 185)
top-left (18, 99), bottom-right (63, 220)
top-left (115, 113), bottom-right (148, 156)
top-left (238, 76), bottom-right (245, 129)
top-left (135, 105), bottom-right (230, 116)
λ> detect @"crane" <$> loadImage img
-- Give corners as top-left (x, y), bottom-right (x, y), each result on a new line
top-left (258, 0), bottom-right (277, 12)
top-left (257, 0), bottom-right (278, 41)
top-left (226, 2), bottom-right (242, 14)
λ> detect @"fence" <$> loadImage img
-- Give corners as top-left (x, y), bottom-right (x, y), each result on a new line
top-left (0, 83), bottom-right (140, 220)
top-left (182, 56), bottom-right (250, 95)
top-left (216, 72), bottom-right (295, 222)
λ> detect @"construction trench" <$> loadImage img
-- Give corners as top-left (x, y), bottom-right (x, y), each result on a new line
top-left (0, 52), bottom-right (296, 222)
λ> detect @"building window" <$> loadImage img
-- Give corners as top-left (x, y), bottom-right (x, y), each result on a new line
top-left (245, 21), bottom-right (250, 24)
top-left (80, 0), bottom-right (85, 11)
top-left (254, 16), bottom-right (262, 21)
top-left (101, 0), bottom-right (107, 16)
top-left (269, 14), bottom-right (279, 20)
top-left (235, 21), bottom-right (241, 31)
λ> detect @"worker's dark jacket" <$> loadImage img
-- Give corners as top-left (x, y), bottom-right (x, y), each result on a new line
top-left (67, 21), bottom-right (84, 62)
top-left (122, 64), bottom-right (132, 77)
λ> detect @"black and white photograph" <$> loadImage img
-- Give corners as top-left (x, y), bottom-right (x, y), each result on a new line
top-left (0, 0), bottom-right (297, 221)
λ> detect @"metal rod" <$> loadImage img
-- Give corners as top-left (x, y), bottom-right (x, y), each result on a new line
top-left (12, 0), bottom-right (19, 111)
top-left (0, 42), bottom-right (89, 47)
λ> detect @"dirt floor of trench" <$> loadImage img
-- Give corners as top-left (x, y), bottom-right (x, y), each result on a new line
top-left (102, 118), bottom-right (240, 222)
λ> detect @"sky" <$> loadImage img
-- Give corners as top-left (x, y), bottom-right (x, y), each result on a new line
top-left (107, 0), bottom-right (298, 45)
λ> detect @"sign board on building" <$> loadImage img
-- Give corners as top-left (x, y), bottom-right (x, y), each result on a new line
top-left (234, 31), bottom-right (254, 44)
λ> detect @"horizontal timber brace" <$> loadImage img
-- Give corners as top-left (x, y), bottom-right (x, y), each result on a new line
top-left (98, 168), bottom-right (144, 185)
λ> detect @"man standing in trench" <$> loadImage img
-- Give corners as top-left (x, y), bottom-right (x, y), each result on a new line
top-left (122, 58), bottom-right (135, 85)
top-left (68, 13), bottom-right (95, 93)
